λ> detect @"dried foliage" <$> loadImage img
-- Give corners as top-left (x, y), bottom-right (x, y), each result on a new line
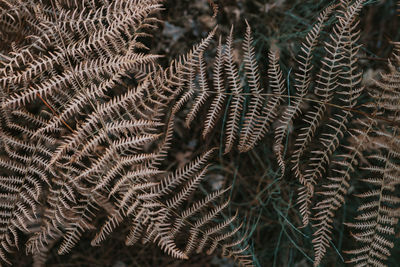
top-left (0, 0), bottom-right (251, 266)
top-left (0, 0), bottom-right (400, 266)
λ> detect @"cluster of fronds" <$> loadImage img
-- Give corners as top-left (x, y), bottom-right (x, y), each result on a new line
top-left (166, 0), bottom-right (400, 266)
top-left (344, 48), bottom-right (400, 267)
top-left (1, 0), bottom-right (400, 266)
top-left (0, 0), bottom-right (251, 266)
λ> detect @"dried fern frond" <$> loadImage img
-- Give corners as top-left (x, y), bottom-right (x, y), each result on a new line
top-left (274, 4), bottom-right (334, 179)
top-left (0, 0), bottom-right (166, 263)
top-left (223, 26), bottom-right (245, 154)
top-left (293, 0), bottom-right (365, 227)
top-left (136, 148), bottom-right (253, 266)
top-left (173, 23), bottom-right (285, 154)
top-left (0, 104), bottom-right (54, 263)
top-left (345, 131), bottom-right (400, 267)
top-left (345, 46), bottom-right (400, 267)
top-left (237, 20), bottom-right (265, 152)
top-left (243, 50), bottom-right (286, 153)
top-left (202, 36), bottom-right (226, 138)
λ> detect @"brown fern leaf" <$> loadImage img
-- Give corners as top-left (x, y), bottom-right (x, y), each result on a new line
top-left (0, 104), bottom-right (54, 263)
top-left (171, 27), bottom-right (217, 114)
top-left (185, 52), bottom-right (210, 127)
top-left (345, 130), bottom-right (400, 267)
top-left (311, 3), bottom-right (366, 263)
top-left (202, 36), bottom-right (226, 138)
top-left (224, 26), bottom-right (244, 154)
top-left (312, 119), bottom-right (373, 266)
top-left (294, 0), bottom-right (365, 227)
top-left (111, 148), bottom-right (253, 266)
top-left (345, 47), bottom-right (400, 267)
top-left (244, 50), bottom-right (286, 152)
top-left (274, 5), bottom-right (334, 178)
top-left (0, 1), bottom-right (167, 263)
top-left (238, 21), bottom-right (265, 152)
top-left (177, 24), bottom-right (285, 154)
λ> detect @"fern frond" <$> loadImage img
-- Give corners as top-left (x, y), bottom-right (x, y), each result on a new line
top-left (185, 52), bottom-right (210, 127)
top-left (238, 21), bottom-right (264, 152)
top-left (244, 50), bottom-right (286, 152)
top-left (345, 46), bottom-right (400, 266)
top-left (203, 36), bottom-right (226, 138)
top-left (224, 26), bottom-right (244, 154)
top-left (294, 0), bottom-right (365, 227)
top-left (274, 5), bottom-right (334, 177)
